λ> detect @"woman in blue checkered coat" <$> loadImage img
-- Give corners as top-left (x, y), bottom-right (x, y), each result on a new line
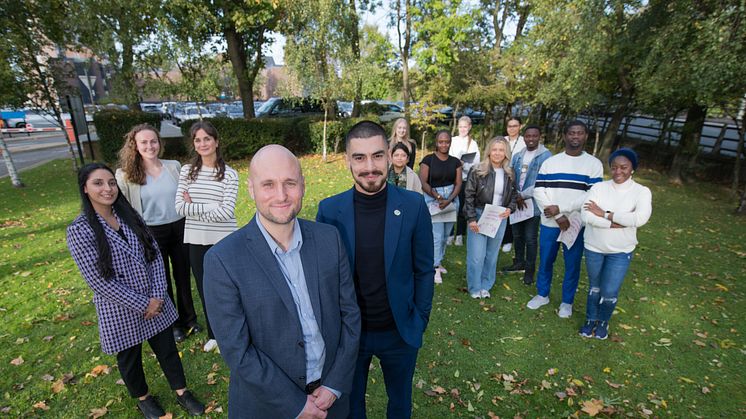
top-left (66, 163), bottom-right (204, 418)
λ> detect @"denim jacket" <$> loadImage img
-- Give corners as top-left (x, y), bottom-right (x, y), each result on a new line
top-left (511, 145), bottom-right (552, 217)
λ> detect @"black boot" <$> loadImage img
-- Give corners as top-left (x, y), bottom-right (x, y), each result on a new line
top-left (523, 267), bottom-right (535, 285)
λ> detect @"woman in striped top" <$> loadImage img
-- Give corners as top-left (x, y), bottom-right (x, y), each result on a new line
top-left (176, 121), bottom-right (238, 353)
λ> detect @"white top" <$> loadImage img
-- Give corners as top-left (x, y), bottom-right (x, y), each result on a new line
top-left (141, 172), bottom-right (182, 226)
top-left (450, 135), bottom-right (481, 180)
top-left (175, 164), bottom-right (239, 245)
top-left (505, 135), bottom-right (526, 155)
top-left (581, 178), bottom-right (652, 253)
top-left (533, 152), bottom-right (604, 228)
top-left (492, 168), bottom-right (505, 205)
top-left (518, 148), bottom-right (538, 189)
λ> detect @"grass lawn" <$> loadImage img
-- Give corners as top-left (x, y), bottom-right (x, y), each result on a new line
top-left (1, 156), bottom-right (745, 418)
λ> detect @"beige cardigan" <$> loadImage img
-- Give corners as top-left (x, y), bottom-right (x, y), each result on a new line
top-left (115, 160), bottom-right (182, 216)
top-left (404, 166), bottom-right (423, 194)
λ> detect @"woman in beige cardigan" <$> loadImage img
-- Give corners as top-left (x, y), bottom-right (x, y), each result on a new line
top-left (115, 124), bottom-right (200, 344)
top-left (387, 142), bottom-right (423, 194)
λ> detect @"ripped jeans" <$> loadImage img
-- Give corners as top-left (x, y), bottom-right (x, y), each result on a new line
top-left (584, 249), bottom-right (633, 322)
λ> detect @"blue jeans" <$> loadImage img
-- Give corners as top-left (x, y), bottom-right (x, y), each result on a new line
top-left (426, 185), bottom-right (458, 267)
top-left (433, 221), bottom-right (455, 267)
top-left (536, 224), bottom-right (585, 304)
top-left (466, 209), bottom-right (507, 294)
top-left (584, 249), bottom-right (633, 322)
top-left (349, 328), bottom-right (419, 419)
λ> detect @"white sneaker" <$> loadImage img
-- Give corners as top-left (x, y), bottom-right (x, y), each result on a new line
top-left (437, 265), bottom-right (448, 274)
top-left (470, 292), bottom-right (481, 299)
top-left (526, 295), bottom-right (550, 310)
top-left (502, 243), bottom-right (512, 252)
top-left (203, 339), bottom-right (219, 353)
top-left (454, 235), bottom-right (464, 246)
top-left (558, 303), bottom-right (573, 318)
top-left (434, 269), bottom-right (443, 284)
top-left (480, 289), bottom-right (491, 299)
top-left (446, 236), bottom-right (454, 246)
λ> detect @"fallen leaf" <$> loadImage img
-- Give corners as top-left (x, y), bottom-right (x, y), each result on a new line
top-left (602, 367), bottom-right (611, 373)
top-left (580, 398), bottom-right (604, 416)
top-left (43, 336), bottom-right (54, 342)
top-left (89, 365), bottom-right (111, 377)
top-left (454, 370), bottom-right (460, 378)
top-left (115, 379), bottom-right (125, 385)
top-left (20, 271), bottom-right (32, 277)
top-left (618, 324), bottom-right (633, 330)
top-left (701, 386), bottom-right (710, 394)
top-left (62, 373), bottom-right (75, 384)
top-left (80, 321), bottom-right (94, 326)
top-left (461, 338), bottom-right (471, 347)
top-left (547, 368), bottom-right (557, 376)
top-left (450, 388), bottom-right (460, 398)
top-left (33, 401), bottom-right (50, 411)
top-left (605, 379), bottom-right (622, 389)
top-left (540, 380), bottom-right (552, 390)
top-left (487, 411), bottom-right (500, 419)
top-left (693, 340), bottom-right (706, 347)
top-left (502, 283), bottom-right (511, 291)
top-left (159, 414), bottom-right (172, 419)
top-left (714, 283), bottom-right (729, 292)
top-left (51, 379), bottom-right (65, 393)
top-left (554, 391), bottom-right (567, 400)
top-left (10, 356), bottom-right (24, 366)
top-left (89, 407), bottom-right (107, 418)
top-left (41, 374), bottom-right (54, 382)
top-left (571, 378), bottom-right (585, 387)
top-left (415, 379), bottom-right (425, 389)
top-left (678, 376), bottom-right (695, 384)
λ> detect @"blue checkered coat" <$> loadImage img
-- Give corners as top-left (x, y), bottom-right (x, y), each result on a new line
top-left (66, 213), bottom-right (177, 354)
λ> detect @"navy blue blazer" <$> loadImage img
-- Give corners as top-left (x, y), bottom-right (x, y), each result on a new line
top-left (203, 217), bottom-right (361, 418)
top-left (316, 185), bottom-right (434, 348)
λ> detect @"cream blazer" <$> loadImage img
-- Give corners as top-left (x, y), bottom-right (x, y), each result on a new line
top-left (115, 160), bottom-right (182, 216)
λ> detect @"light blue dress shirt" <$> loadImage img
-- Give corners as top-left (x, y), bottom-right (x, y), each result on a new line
top-left (255, 217), bottom-right (340, 399)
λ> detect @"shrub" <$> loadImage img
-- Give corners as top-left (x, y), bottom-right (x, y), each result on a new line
top-left (308, 117), bottom-right (375, 154)
top-left (179, 116), bottom-right (324, 160)
top-left (93, 110), bottom-right (162, 164)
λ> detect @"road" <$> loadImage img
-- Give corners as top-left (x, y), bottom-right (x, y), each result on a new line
top-left (1, 120), bottom-right (181, 179)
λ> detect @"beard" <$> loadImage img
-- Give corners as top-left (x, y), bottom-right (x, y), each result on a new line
top-left (353, 170), bottom-right (386, 193)
top-left (259, 205), bottom-right (300, 225)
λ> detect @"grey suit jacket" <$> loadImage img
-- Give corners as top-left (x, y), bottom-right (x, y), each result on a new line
top-left (203, 217), bottom-right (361, 418)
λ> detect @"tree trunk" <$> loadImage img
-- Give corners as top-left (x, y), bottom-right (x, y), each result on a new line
top-left (322, 105), bottom-right (328, 161)
top-left (597, 103), bottom-right (628, 164)
top-left (737, 186), bottom-right (746, 214)
top-left (656, 113), bottom-right (671, 149)
top-left (731, 96), bottom-right (746, 193)
top-left (121, 40), bottom-right (140, 110)
top-left (396, 0), bottom-right (412, 116)
top-left (669, 103), bottom-right (707, 184)
top-left (347, 0), bottom-right (362, 118)
top-left (0, 138), bottom-right (24, 187)
top-left (515, 2), bottom-right (530, 39)
top-left (711, 124), bottom-right (728, 156)
top-left (224, 25), bottom-right (256, 119)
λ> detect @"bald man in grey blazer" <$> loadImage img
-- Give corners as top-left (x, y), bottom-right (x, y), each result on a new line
top-left (204, 145), bottom-right (360, 418)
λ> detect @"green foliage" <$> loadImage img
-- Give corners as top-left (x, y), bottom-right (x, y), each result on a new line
top-left (93, 110), bottom-right (162, 164)
top-left (3, 161), bottom-right (746, 417)
top-left (308, 117), bottom-right (376, 154)
top-left (179, 116), bottom-right (324, 160)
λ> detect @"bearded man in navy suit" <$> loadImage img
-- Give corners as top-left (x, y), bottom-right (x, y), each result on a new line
top-left (204, 145), bottom-right (360, 418)
top-left (316, 121), bottom-right (434, 418)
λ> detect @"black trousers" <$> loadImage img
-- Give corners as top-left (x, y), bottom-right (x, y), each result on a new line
top-left (512, 216), bottom-right (540, 270)
top-left (502, 222), bottom-right (514, 246)
top-left (189, 244), bottom-right (215, 339)
top-left (149, 218), bottom-right (197, 328)
top-left (116, 326), bottom-right (186, 398)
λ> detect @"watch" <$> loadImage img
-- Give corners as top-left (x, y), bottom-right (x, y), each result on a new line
top-left (605, 211), bottom-right (611, 220)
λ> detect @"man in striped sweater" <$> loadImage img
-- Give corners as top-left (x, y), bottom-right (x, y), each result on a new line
top-left (526, 121), bottom-right (603, 318)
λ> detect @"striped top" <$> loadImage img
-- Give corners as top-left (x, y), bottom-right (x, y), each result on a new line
top-left (533, 152), bottom-right (603, 228)
top-left (175, 164), bottom-right (238, 245)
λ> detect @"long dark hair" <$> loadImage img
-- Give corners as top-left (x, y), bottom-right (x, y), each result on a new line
top-left (187, 121), bottom-right (226, 182)
top-left (77, 163), bottom-right (158, 280)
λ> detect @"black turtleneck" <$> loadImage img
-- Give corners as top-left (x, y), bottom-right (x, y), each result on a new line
top-left (353, 184), bottom-right (395, 330)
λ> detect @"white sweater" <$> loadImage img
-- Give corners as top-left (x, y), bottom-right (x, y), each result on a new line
top-left (533, 152), bottom-right (604, 228)
top-left (175, 164), bottom-right (238, 245)
top-left (449, 135), bottom-right (480, 180)
top-left (581, 178), bottom-right (652, 254)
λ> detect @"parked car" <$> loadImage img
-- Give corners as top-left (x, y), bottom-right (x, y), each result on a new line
top-left (255, 97), bottom-right (326, 118)
top-left (173, 106), bottom-right (214, 125)
top-left (1, 109), bottom-right (27, 128)
top-left (377, 103), bottom-right (405, 123)
top-left (436, 106), bottom-right (485, 124)
top-left (337, 101), bottom-right (353, 118)
top-left (224, 104), bottom-right (244, 119)
top-left (141, 103), bottom-right (163, 115)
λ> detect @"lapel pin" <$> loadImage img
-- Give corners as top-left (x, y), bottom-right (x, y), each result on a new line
top-left (394, 209), bottom-right (401, 216)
